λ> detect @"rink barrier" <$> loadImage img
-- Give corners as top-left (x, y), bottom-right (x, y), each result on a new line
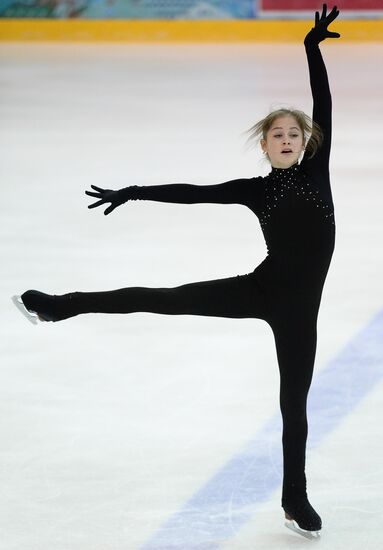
top-left (0, 19), bottom-right (382, 42)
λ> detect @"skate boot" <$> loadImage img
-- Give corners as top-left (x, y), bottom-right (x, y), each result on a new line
top-left (12, 290), bottom-right (77, 323)
top-left (283, 495), bottom-right (322, 540)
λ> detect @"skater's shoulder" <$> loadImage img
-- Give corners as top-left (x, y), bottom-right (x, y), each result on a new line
top-left (227, 175), bottom-right (264, 187)
top-left (250, 174), bottom-right (267, 186)
top-left (234, 175), bottom-right (264, 185)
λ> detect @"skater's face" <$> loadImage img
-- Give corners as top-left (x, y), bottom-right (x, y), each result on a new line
top-left (261, 116), bottom-right (305, 169)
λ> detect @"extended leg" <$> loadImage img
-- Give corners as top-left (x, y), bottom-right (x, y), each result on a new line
top-left (17, 273), bottom-right (268, 322)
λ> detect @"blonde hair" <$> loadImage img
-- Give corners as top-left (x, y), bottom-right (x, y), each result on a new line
top-left (247, 108), bottom-right (323, 159)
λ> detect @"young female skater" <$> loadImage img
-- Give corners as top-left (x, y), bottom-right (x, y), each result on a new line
top-left (14, 4), bottom-right (340, 537)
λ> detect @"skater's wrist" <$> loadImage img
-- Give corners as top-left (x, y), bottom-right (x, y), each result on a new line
top-left (118, 185), bottom-right (140, 203)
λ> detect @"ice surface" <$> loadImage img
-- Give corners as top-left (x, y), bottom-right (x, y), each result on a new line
top-left (1, 42), bottom-right (382, 550)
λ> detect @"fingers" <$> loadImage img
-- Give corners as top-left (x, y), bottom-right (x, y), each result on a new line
top-left (85, 185), bottom-right (118, 213)
top-left (86, 184), bottom-right (107, 198)
top-left (319, 4), bottom-right (339, 24)
top-left (327, 32), bottom-right (341, 38)
top-left (88, 199), bottom-right (105, 209)
top-left (327, 6), bottom-right (339, 23)
top-left (85, 190), bottom-right (102, 199)
top-left (104, 204), bottom-right (116, 216)
top-left (321, 3), bottom-right (327, 19)
top-left (90, 185), bottom-right (105, 192)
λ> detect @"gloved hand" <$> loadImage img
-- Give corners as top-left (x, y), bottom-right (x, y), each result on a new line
top-left (85, 185), bottom-right (129, 215)
top-left (304, 3), bottom-right (340, 45)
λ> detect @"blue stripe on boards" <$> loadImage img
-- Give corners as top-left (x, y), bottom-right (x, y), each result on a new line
top-left (141, 309), bottom-right (383, 550)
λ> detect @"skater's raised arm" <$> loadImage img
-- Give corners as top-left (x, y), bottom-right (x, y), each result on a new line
top-left (86, 178), bottom-right (258, 216)
top-left (302, 4), bottom-right (340, 171)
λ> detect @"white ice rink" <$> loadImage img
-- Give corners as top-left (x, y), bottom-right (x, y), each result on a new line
top-left (1, 41), bottom-right (383, 549)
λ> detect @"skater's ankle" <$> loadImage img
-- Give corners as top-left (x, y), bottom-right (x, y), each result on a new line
top-left (282, 480), bottom-right (307, 504)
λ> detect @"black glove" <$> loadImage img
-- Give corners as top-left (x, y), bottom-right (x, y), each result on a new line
top-left (304, 3), bottom-right (340, 45)
top-left (85, 185), bottom-right (133, 215)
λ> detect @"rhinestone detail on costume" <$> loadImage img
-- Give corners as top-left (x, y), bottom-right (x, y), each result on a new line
top-left (259, 163), bottom-right (335, 230)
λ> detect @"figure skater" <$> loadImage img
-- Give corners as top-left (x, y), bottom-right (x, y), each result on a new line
top-left (13, 4), bottom-right (340, 538)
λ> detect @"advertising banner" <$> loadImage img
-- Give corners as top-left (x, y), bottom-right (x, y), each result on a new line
top-left (259, 0), bottom-right (383, 18)
top-left (1, 0), bottom-right (381, 19)
top-left (0, 0), bottom-right (258, 19)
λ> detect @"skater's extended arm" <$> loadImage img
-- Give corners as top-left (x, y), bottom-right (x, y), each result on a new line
top-left (86, 178), bottom-right (258, 215)
top-left (303, 4), bottom-right (340, 170)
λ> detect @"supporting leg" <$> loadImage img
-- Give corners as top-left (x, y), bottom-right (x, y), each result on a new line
top-left (272, 313), bottom-right (322, 532)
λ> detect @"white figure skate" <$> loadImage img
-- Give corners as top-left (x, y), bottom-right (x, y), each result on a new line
top-left (11, 295), bottom-right (46, 324)
top-left (285, 516), bottom-right (321, 540)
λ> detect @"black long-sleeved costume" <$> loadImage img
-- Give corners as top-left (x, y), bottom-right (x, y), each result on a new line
top-left (23, 41), bottom-right (335, 506)
top-left (113, 42), bottom-right (335, 502)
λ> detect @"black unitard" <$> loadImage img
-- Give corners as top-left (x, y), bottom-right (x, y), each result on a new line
top-left (25, 41), bottom-right (335, 505)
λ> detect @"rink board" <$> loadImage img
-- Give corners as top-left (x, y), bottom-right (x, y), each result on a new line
top-left (0, 19), bottom-right (383, 41)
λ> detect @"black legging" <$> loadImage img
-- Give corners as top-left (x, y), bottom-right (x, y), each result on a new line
top-left (67, 268), bottom-right (320, 502)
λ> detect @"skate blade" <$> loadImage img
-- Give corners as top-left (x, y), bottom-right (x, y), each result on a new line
top-left (285, 520), bottom-right (321, 540)
top-left (11, 295), bottom-right (45, 325)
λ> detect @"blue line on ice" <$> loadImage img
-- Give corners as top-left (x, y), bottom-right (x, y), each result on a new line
top-left (141, 309), bottom-right (383, 549)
